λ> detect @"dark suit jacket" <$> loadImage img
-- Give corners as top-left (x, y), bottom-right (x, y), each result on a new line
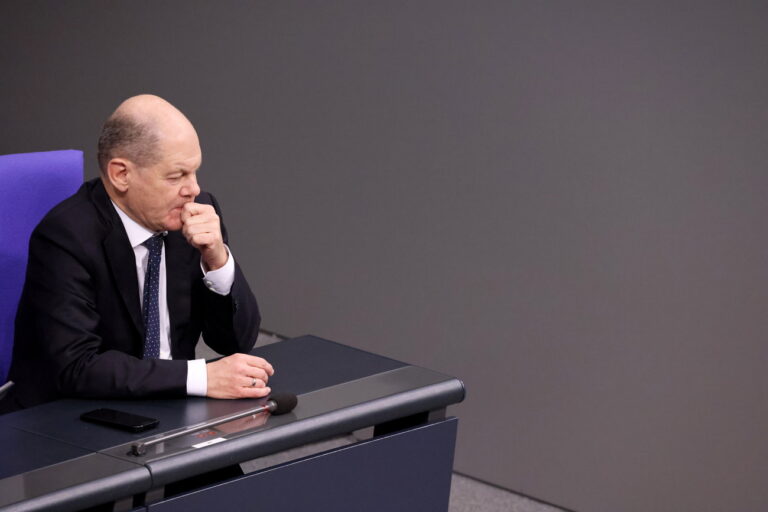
top-left (1, 178), bottom-right (260, 411)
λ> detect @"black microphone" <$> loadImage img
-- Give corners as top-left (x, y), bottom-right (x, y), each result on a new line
top-left (266, 392), bottom-right (298, 415)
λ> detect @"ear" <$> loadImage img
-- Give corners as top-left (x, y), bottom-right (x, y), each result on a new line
top-left (106, 158), bottom-right (131, 192)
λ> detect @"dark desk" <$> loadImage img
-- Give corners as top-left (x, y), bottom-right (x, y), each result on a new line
top-left (0, 335), bottom-right (465, 511)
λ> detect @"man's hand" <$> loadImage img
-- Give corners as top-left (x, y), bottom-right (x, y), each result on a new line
top-left (206, 353), bottom-right (275, 399)
top-left (181, 202), bottom-right (228, 271)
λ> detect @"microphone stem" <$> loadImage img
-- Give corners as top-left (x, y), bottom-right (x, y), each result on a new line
top-left (130, 400), bottom-right (275, 456)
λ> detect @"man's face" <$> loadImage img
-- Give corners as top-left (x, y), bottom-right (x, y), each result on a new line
top-left (123, 133), bottom-right (202, 232)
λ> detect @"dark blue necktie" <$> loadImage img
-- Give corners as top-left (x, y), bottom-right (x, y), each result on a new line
top-left (142, 234), bottom-right (164, 359)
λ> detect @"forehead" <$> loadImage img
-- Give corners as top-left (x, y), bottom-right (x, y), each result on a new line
top-left (171, 152), bottom-right (202, 170)
top-left (157, 136), bottom-right (202, 171)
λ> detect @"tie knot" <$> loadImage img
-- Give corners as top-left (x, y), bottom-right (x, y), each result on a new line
top-left (144, 234), bottom-right (164, 252)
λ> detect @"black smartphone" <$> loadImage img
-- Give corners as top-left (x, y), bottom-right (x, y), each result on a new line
top-left (80, 408), bottom-right (159, 433)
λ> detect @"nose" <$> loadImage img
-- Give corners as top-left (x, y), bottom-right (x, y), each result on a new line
top-left (181, 174), bottom-right (201, 199)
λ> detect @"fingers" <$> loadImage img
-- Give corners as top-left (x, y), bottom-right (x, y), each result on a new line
top-left (245, 367), bottom-right (269, 383)
top-left (181, 201), bottom-right (211, 222)
top-left (245, 376), bottom-right (267, 388)
top-left (181, 203), bottom-right (221, 242)
top-left (180, 202), bottom-right (228, 269)
top-left (245, 355), bottom-right (275, 376)
top-left (237, 384), bottom-right (272, 399)
top-left (182, 210), bottom-right (218, 228)
top-left (206, 353), bottom-right (276, 399)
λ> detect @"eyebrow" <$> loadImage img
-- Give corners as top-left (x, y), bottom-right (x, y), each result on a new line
top-left (172, 160), bottom-right (201, 171)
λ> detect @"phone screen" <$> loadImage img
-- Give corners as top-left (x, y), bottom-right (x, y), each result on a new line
top-left (80, 408), bottom-right (159, 432)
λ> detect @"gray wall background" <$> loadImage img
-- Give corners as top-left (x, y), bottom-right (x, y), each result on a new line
top-left (2, 2), bottom-right (768, 511)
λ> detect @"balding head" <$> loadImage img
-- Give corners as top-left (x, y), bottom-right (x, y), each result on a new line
top-left (98, 95), bottom-right (203, 232)
top-left (97, 94), bottom-right (198, 174)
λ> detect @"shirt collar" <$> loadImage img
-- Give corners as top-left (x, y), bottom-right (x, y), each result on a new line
top-left (111, 201), bottom-right (166, 249)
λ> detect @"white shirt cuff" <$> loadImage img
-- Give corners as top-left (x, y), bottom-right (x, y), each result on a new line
top-left (186, 358), bottom-right (208, 396)
top-left (200, 245), bottom-right (235, 295)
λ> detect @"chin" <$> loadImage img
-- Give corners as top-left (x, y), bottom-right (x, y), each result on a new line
top-left (163, 218), bottom-right (183, 232)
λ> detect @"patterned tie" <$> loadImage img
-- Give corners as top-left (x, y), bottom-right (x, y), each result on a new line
top-left (142, 234), bottom-right (164, 359)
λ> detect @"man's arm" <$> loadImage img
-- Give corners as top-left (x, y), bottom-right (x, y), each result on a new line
top-left (181, 192), bottom-right (272, 398)
top-left (183, 192), bottom-right (261, 356)
top-left (17, 224), bottom-right (188, 400)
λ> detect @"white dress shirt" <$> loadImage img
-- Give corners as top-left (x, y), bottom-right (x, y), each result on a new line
top-left (112, 202), bottom-right (236, 396)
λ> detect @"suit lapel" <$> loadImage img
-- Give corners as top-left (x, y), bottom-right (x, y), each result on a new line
top-left (90, 180), bottom-right (144, 339)
top-left (103, 227), bottom-right (144, 338)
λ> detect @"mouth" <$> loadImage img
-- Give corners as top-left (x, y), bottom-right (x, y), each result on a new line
top-left (174, 200), bottom-right (193, 211)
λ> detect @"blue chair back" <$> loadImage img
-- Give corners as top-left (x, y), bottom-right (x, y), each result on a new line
top-left (0, 150), bottom-right (83, 383)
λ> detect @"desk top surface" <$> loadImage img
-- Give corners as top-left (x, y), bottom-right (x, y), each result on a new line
top-left (1, 335), bottom-right (408, 453)
top-left (0, 335), bottom-right (464, 510)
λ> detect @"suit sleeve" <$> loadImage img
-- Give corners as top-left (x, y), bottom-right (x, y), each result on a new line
top-left (16, 222), bottom-right (188, 400)
top-left (196, 192), bottom-right (261, 356)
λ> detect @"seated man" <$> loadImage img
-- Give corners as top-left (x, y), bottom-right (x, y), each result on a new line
top-left (1, 95), bottom-right (273, 413)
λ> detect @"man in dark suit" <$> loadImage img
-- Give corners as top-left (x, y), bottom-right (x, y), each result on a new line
top-left (1, 95), bottom-right (273, 412)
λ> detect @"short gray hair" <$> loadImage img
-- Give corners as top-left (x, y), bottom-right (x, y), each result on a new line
top-left (97, 114), bottom-right (159, 173)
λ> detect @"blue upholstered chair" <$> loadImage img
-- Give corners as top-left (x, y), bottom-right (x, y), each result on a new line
top-left (0, 150), bottom-right (83, 384)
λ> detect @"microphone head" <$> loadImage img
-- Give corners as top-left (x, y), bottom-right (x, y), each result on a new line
top-left (268, 392), bottom-right (298, 415)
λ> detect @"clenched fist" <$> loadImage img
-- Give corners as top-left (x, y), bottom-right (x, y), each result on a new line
top-left (181, 202), bottom-right (228, 271)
